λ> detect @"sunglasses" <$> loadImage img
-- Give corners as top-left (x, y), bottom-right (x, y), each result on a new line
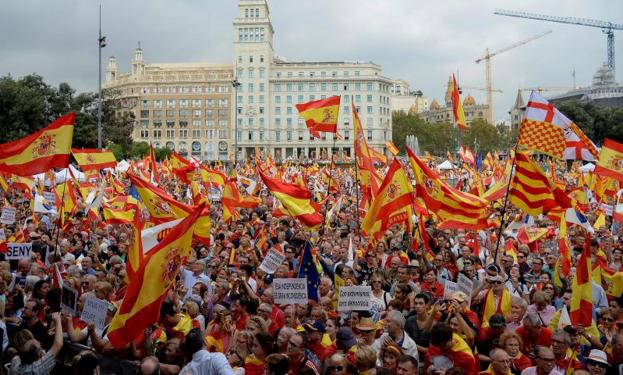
top-left (328, 366), bottom-right (344, 372)
top-left (489, 280), bottom-right (503, 285)
top-left (603, 317), bottom-right (614, 322)
top-left (588, 360), bottom-right (608, 369)
top-left (544, 286), bottom-right (554, 290)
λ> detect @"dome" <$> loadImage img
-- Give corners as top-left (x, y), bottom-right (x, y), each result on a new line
top-left (463, 94), bottom-right (476, 106)
top-left (429, 99), bottom-right (440, 110)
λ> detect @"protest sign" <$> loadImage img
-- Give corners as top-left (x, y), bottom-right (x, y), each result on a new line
top-left (61, 284), bottom-right (78, 315)
top-left (80, 296), bottom-right (109, 330)
top-left (273, 278), bottom-right (308, 305)
top-left (456, 273), bottom-right (474, 304)
top-left (0, 207), bottom-right (16, 225)
top-left (6, 243), bottom-right (32, 260)
top-left (443, 280), bottom-right (459, 299)
top-left (338, 286), bottom-right (371, 311)
top-left (43, 192), bottom-right (56, 205)
top-left (0, 229), bottom-right (5, 241)
top-left (259, 248), bottom-right (286, 274)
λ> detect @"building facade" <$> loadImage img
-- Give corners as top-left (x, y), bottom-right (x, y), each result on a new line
top-left (104, 0), bottom-right (398, 161)
top-left (418, 76), bottom-right (488, 125)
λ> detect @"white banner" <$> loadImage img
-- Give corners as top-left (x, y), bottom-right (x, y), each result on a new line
top-left (80, 296), bottom-right (109, 330)
top-left (443, 280), bottom-right (459, 299)
top-left (0, 207), bottom-right (16, 225)
top-left (6, 243), bottom-right (32, 260)
top-left (273, 278), bottom-right (308, 305)
top-left (43, 192), bottom-right (56, 205)
top-left (259, 248), bottom-right (286, 274)
top-left (456, 273), bottom-right (474, 305)
top-left (338, 286), bottom-right (371, 311)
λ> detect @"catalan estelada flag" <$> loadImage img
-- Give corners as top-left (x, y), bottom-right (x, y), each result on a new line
top-left (595, 138), bottom-right (623, 183)
top-left (451, 74), bottom-right (467, 129)
top-left (259, 170), bottom-right (323, 228)
top-left (295, 95), bottom-right (340, 138)
top-left (72, 148), bottom-right (117, 171)
top-left (0, 113), bottom-right (74, 176)
top-left (362, 159), bottom-right (414, 240)
top-left (509, 151), bottom-right (572, 215)
top-left (107, 205), bottom-right (202, 349)
top-left (570, 235), bottom-right (593, 327)
top-left (407, 147), bottom-right (488, 230)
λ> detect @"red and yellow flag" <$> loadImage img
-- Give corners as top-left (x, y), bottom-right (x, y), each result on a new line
top-left (407, 147), bottom-right (488, 230)
top-left (595, 138), bottom-right (623, 182)
top-left (385, 141), bottom-right (399, 156)
top-left (0, 113), bottom-right (74, 176)
top-left (451, 74), bottom-right (467, 129)
top-left (197, 165), bottom-right (227, 187)
top-left (72, 148), bottom-right (117, 171)
top-left (362, 159), bottom-right (414, 240)
top-left (509, 151), bottom-right (572, 216)
top-left (353, 102), bottom-right (382, 211)
top-left (569, 235), bottom-right (593, 327)
top-left (295, 95), bottom-right (340, 138)
top-left (149, 143), bottom-right (159, 184)
top-left (107, 205), bottom-right (202, 349)
top-left (259, 170), bottom-right (323, 228)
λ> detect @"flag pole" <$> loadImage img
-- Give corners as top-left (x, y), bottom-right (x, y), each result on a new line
top-left (52, 174), bottom-right (69, 258)
top-left (492, 145), bottom-right (518, 263)
top-left (322, 137), bottom-right (338, 228)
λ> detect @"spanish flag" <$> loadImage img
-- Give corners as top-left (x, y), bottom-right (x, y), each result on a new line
top-left (102, 204), bottom-right (135, 225)
top-left (407, 147), bottom-right (488, 230)
top-left (0, 113), bottom-right (74, 176)
top-left (107, 205), bottom-right (202, 349)
top-left (509, 151), bottom-right (572, 216)
top-left (595, 138), bottom-right (623, 182)
top-left (385, 141), bottom-right (399, 156)
top-left (221, 179), bottom-right (261, 222)
top-left (259, 170), bottom-right (323, 228)
top-left (353, 101), bottom-right (382, 210)
top-left (198, 165), bottom-right (226, 187)
top-left (169, 151), bottom-right (195, 182)
top-left (570, 235), bottom-right (593, 327)
top-left (451, 74), bottom-right (467, 129)
top-left (72, 148), bottom-right (117, 171)
top-left (362, 159), bottom-right (414, 240)
top-left (149, 143), bottom-right (159, 184)
top-left (295, 95), bottom-right (340, 138)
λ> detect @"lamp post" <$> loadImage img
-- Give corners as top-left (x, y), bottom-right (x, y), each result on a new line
top-left (97, 4), bottom-right (106, 149)
top-left (232, 78), bottom-right (241, 168)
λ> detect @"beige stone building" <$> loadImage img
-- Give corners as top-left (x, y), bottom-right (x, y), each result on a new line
top-left (104, 0), bottom-right (402, 161)
top-left (418, 76), bottom-right (488, 125)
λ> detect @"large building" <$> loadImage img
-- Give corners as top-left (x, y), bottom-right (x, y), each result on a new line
top-left (104, 0), bottom-right (399, 162)
top-left (417, 76), bottom-right (488, 125)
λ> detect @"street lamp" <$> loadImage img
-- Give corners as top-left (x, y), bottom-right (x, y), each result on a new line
top-left (232, 78), bottom-right (241, 168)
top-left (97, 4), bottom-right (106, 149)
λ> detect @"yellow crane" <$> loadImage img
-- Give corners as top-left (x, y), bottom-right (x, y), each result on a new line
top-left (475, 30), bottom-right (552, 124)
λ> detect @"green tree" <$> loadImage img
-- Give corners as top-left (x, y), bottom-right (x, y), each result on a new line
top-left (129, 142), bottom-right (150, 159)
top-left (557, 101), bottom-right (623, 144)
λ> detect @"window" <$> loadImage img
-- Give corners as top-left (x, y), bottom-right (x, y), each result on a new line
top-left (219, 119), bottom-right (228, 128)
top-left (259, 68), bottom-right (265, 78)
top-left (206, 120), bottom-right (215, 127)
top-left (153, 120), bottom-right (162, 128)
top-left (141, 100), bottom-right (150, 108)
top-left (259, 106), bottom-right (264, 113)
top-left (275, 107), bottom-right (281, 115)
top-left (287, 96), bottom-right (292, 104)
top-left (167, 99), bottom-right (175, 108)
top-left (140, 130), bottom-right (148, 139)
top-left (344, 130), bottom-right (350, 140)
top-left (193, 130), bottom-right (201, 138)
top-left (297, 95), bottom-right (304, 103)
top-left (367, 94), bottom-right (373, 102)
top-left (367, 130), bottom-right (372, 141)
top-left (287, 131), bottom-right (292, 141)
top-left (248, 68), bottom-right (254, 78)
top-left (245, 8), bottom-right (249, 18)
top-left (154, 100), bottom-right (162, 108)
top-left (275, 96), bottom-right (281, 104)
top-left (275, 84), bottom-right (281, 92)
top-left (249, 56), bottom-right (254, 63)
top-left (192, 119), bottom-right (201, 127)
top-left (248, 83), bottom-right (254, 92)
top-left (367, 106), bottom-right (373, 114)
top-left (343, 84), bottom-right (349, 91)
top-left (321, 83), bottom-right (327, 91)
top-left (140, 120), bottom-right (149, 128)
top-left (179, 109), bottom-right (188, 117)
top-left (255, 8), bottom-right (259, 17)
top-left (355, 71), bottom-right (360, 77)
top-left (192, 99), bottom-right (201, 108)
top-left (275, 118), bottom-right (281, 127)
top-left (179, 129), bottom-right (188, 138)
top-left (259, 131), bottom-right (264, 141)
top-left (367, 82), bottom-right (373, 91)
top-left (193, 109), bottom-right (201, 117)
top-left (140, 110), bottom-right (149, 118)
top-left (287, 118), bottom-right (292, 126)
top-left (332, 71), bottom-right (337, 77)
top-left (344, 95), bottom-right (350, 102)
top-left (248, 131), bottom-right (252, 141)
top-left (153, 129), bottom-right (162, 138)
top-left (309, 83), bottom-right (316, 91)
top-left (310, 95), bottom-right (315, 101)
top-left (180, 100), bottom-right (188, 108)
top-left (332, 83), bottom-right (338, 91)
top-left (297, 83), bottom-right (304, 91)
top-left (166, 110), bottom-right (175, 117)
top-left (166, 129), bottom-right (175, 138)
top-left (166, 120), bottom-right (175, 128)
top-left (260, 55), bottom-right (264, 63)
top-left (219, 130), bottom-right (227, 139)
top-left (298, 131), bottom-right (303, 141)
top-left (259, 83), bottom-right (265, 92)
top-left (206, 99), bottom-right (215, 107)
top-left (248, 96), bottom-right (254, 104)
top-left (179, 121), bottom-right (188, 128)
top-left (276, 131), bottom-right (281, 141)
top-left (286, 107), bottom-right (292, 115)
top-left (343, 106), bottom-right (350, 114)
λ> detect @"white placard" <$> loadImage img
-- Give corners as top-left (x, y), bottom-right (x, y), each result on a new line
top-left (443, 280), bottom-right (459, 299)
top-left (80, 296), bottom-right (108, 330)
top-left (456, 273), bottom-right (474, 305)
top-left (273, 278), bottom-right (308, 305)
top-left (338, 286), bottom-right (372, 311)
top-left (0, 207), bottom-right (16, 225)
top-left (0, 229), bottom-right (5, 241)
top-left (259, 248), bottom-right (286, 274)
top-left (6, 243), bottom-right (32, 260)
top-left (43, 192), bottom-right (56, 205)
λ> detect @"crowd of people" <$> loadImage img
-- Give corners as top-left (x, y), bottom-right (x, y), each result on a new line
top-left (0, 155), bottom-right (621, 375)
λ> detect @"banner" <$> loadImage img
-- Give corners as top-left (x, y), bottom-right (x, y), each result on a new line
top-left (338, 286), bottom-right (372, 311)
top-left (0, 207), bottom-right (16, 225)
top-left (80, 296), bottom-right (109, 330)
top-left (443, 280), bottom-right (459, 299)
top-left (258, 248), bottom-right (286, 274)
top-left (61, 284), bottom-right (78, 315)
top-left (6, 243), bottom-right (32, 260)
top-left (273, 278), bottom-right (308, 305)
top-left (456, 273), bottom-right (474, 305)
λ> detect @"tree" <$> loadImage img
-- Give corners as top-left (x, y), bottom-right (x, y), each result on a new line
top-left (557, 101), bottom-right (623, 145)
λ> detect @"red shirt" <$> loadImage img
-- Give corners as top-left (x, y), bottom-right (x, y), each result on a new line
top-left (515, 326), bottom-right (552, 354)
top-left (269, 305), bottom-right (285, 335)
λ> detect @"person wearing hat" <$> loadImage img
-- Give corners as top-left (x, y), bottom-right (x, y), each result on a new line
top-left (586, 349), bottom-right (609, 375)
top-left (303, 320), bottom-right (330, 362)
top-left (380, 343), bottom-right (404, 373)
top-left (355, 317), bottom-right (377, 347)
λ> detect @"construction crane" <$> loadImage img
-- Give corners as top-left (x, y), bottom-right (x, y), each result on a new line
top-left (475, 30), bottom-right (552, 125)
top-left (495, 9), bottom-right (623, 72)
top-left (460, 86), bottom-right (503, 94)
top-left (519, 86), bottom-right (574, 94)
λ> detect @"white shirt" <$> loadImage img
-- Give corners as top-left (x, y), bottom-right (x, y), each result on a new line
top-left (521, 366), bottom-right (563, 375)
top-left (179, 350), bottom-right (233, 375)
top-left (181, 268), bottom-right (211, 300)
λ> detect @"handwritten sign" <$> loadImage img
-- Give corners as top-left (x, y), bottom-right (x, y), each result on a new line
top-left (259, 248), bottom-right (286, 274)
top-left (61, 284), bottom-right (78, 315)
top-left (6, 243), bottom-right (32, 260)
top-left (457, 273), bottom-right (474, 305)
top-left (273, 278), bottom-right (308, 305)
top-left (80, 296), bottom-right (108, 330)
top-left (0, 207), bottom-right (16, 225)
top-left (338, 286), bottom-right (371, 311)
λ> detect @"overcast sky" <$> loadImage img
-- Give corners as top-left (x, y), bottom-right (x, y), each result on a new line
top-left (1, 0), bottom-right (621, 123)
